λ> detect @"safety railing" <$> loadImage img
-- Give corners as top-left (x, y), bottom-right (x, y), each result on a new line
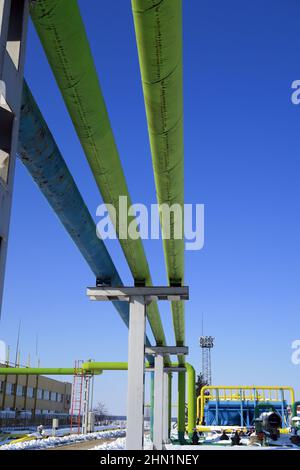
top-left (197, 385), bottom-right (295, 424)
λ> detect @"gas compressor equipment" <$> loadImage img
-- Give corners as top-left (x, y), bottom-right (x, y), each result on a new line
top-left (290, 417), bottom-right (300, 446)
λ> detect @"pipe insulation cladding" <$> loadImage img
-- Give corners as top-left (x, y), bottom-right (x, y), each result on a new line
top-left (132, 0), bottom-right (185, 347)
top-left (29, 0), bottom-right (167, 347)
top-left (18, 82), bottom-right (153, 352)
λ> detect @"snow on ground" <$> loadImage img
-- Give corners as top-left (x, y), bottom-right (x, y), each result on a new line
top-left (165, 433), bottom-right (300, 451)
top-left (48, 424), bottom-right (123, 437)
top-left (89, 431), bottom-right (300, 451)
top-left (90, 434), bottom-right (153, 450)
top-left (91, 437), bottom-right (126, 450)
top-left (4, 426), bottom-right (298, 451)
top-left (0, 429), bottom-right (126, 451)
top-left (166, 444), bottom-right (299, 450)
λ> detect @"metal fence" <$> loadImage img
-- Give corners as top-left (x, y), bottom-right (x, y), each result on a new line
top-left (0, 413), bottom-right (70, 431)
top-left (0, 414), bottom-right (126, 432)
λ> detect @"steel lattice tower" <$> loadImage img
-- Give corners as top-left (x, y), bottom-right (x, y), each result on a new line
top-left (199, 336), bottom-right (214, 385)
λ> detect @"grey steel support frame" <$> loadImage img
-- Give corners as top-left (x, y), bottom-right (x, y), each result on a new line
top-left (87, 285), bottom-right (188, 450)
top-left (0, 0), bottom-right (29, 314)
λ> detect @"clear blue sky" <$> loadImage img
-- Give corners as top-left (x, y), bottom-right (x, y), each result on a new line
top-left (1, 0), bottom-right (300, 414)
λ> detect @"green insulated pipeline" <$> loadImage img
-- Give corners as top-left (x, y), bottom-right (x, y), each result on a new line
top-left (185, 363), bottom-right (196, 438)
top-left (0, 362), bottom-right (196, 438)
top-left (29, 0), bottom-right (166, 348)
top-left (0, 368), bottom-right (102, 376)
top-left (81, 362), bottom-right (196, 438)
top-left (131, 0), bottom-right (185, 353)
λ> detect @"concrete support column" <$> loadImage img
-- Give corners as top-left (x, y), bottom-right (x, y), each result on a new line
top-left (168, 373), bottom-right (172, 437)
top-left (178, 371), bottom-right (186, 444)
top-left (82, 375), bottom-right (90, 434)
top-left (0, 0), bottom-right (29, 315)
top-left (126, 296), bottom-right (146, 450)
top-left (0, 1), bottom-right (10, 72)
top-left (162, 371), bottom-right (169, 444)
top-left (153, 353), bottom-right (164, 450)
top-left (150, 371), bottom-right (154, 442)
top-left (32, 375), bottom-right (39, 419)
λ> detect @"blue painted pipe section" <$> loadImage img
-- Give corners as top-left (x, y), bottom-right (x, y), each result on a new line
top-left (18, 82), bottom-right (152, 347)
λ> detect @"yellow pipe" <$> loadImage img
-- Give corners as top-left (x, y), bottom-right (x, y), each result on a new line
top-left (197, 385), bottom-right (295, 423)
top-left (196, 425), bottom-right (291, 434)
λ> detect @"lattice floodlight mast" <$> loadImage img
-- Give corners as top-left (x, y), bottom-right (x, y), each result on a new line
top-left (199, 336), bottom-right (214, 385)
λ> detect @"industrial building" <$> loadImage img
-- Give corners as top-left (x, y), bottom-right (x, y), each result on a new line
top-left (0, 364), bottom-right (71, 417)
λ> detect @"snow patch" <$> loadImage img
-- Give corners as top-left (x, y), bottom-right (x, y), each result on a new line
top-left (90, 434), bottom-right (153, 450)
top-left (0, 429), bottom-right (126, 451)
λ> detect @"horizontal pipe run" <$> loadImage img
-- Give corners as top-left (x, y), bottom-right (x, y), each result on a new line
top-left (82, 362), bottom-right (128, 371)
top-left (82, 361), bottom-right (196, 437)
top-left (131, 0), bottom-right (185, 349)
top-left (0, 361), bottom-right (197, 439)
